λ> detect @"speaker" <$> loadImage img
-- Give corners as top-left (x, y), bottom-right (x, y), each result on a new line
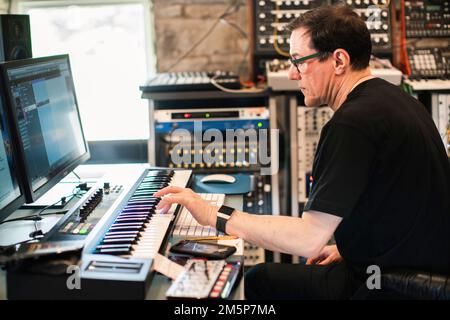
top-left (0, 14), bottom-right (32, 62)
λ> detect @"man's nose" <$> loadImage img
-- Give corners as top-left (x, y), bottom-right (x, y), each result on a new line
top-left (288, 64), bottom-right (301, 80)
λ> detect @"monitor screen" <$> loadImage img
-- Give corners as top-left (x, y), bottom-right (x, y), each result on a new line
top-left (1, 55), bottom-right (89, 202)
top-left (0, 87), bottom-right (25, 221)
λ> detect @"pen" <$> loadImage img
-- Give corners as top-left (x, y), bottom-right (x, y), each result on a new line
top-left (185, 236), bottom-right (238, 241)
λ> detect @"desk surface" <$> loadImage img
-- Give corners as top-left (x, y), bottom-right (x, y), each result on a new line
top-left (0, 164), bottom-right (245, 300)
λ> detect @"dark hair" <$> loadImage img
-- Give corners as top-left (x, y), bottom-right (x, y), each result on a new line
top-left (285, 4), bottom-right (371, 70)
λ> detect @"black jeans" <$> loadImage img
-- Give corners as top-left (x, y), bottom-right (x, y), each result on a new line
top-left (244, 261), bottom-right (364, 300)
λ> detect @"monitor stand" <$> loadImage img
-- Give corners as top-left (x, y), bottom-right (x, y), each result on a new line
top-left (21, 181), bottom-right (83, 209)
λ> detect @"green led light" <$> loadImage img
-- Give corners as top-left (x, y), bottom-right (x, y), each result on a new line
top-left (205, 113), bottom-right (210, 118)
top-left (79, 229), bottom-right (88, 234)
top-left (257, 122), bottom-right (263, 128)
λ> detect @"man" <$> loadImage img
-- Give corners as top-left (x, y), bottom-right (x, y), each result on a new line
top-left (154, 5), bottom-right (450, 299)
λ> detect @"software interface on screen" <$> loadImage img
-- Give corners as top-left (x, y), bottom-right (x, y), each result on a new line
top-left (7, 58), bottom-right (87, 192)
top-left (0, 97), bottom-right (22, 211)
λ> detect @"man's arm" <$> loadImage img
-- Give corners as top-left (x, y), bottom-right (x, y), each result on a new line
top-left (226, 209), bottom-right (342, 258)
top-left (154, 187), bottom-right (342, 258)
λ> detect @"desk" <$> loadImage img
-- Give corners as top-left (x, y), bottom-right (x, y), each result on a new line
top-left (146, 194), bottom-right (245, 300)
top-left (0, 164), bottom-right (245, 300)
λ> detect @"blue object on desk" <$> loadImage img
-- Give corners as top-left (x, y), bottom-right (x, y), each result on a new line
top-left (193, 173), bottom-right (252, 195)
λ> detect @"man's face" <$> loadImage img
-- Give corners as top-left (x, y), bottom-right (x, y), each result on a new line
top-left (288, 28), bottom-right (334, 108)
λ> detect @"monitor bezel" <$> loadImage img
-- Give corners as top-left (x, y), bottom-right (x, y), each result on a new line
top-left (0, 78), bottom-right (26, 222)
top-left (0, 54), bottom-right (90, 203)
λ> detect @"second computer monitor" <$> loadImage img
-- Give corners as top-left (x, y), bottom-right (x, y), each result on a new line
top-left (0, 86), bottom-right (25, 221)
top-left (0, 54), bottom-right (90, 203)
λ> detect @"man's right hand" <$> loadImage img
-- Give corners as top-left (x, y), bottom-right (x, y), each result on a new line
top-left (306, 244), bottom-right (342, 265)
top-left (153, 186), bottom-right (218, 226)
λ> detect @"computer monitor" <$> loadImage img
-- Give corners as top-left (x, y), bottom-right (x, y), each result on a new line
top-left (0, 85), bottom-right (25, 222)
top-left (0, 54), bottom-right (90, 203)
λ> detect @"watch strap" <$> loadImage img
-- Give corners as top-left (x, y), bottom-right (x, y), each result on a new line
top-left (216, 205), bottom-right (235, 234)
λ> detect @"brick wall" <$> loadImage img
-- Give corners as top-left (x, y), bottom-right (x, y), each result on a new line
top-left (152, 0), bottom-right (249, 75)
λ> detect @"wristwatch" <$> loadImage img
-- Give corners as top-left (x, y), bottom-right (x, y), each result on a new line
top-left (216, 205), bottom-right (235, 234)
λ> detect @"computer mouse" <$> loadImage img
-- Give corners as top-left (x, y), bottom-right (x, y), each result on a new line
top-left (200, 174), bottom-right (236, 184)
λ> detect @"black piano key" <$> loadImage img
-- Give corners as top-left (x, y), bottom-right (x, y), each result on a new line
top-left (115, 217), bottom-right (149, 222)
top-left (130, 194), bottom-right (159, 198)
top-left (117, 212), bottom-right (150, 217)
top-left (109, 222), bottom-right (144, 228)
top-left (134, 191), bottom-right (163, 195)
top-left (116, 214), bottom-right (149, 219)
top-left (122, 206), bottom-right (154, 212)
top-left (126, 200), bottom-right (157, 205)
top-left (96, 248), bottom-right (131, 255)
top-left (138, 183), bottom-right (168, 187)
top-left (123, 204), bottom-right (153, 208)
top-left (96, 244), bottom-right (132, 250)
top-left (107, 225), bottom-right (143, 232)
top-left (138, 182), bottom-right (168, 186)
top-left (140, 182), bottom-right (169, 186)
top-left (105, 231), bottom-right (139, 237)
top-left (109, 222), bottom-right (143, 227)
top-left (117, 214), bottom-right (152, 220)
top-left (114, 217), bottom-right (149, 223)
top-left (124, 203), bottom-right (154, 207)
top-left (102, 237), bottom-right (137, 244)
top-left (104, 231), bottom-right (139, 237)
top-left (129, 196), bottom-right (158, 201)
top-left (120, 209), bottom-right (153, 214)
top-left (103, 234), bottom-right (138, 240)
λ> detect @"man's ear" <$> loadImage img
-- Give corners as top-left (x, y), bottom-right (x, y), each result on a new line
top-left (332, 49), bottom-right (350, 75)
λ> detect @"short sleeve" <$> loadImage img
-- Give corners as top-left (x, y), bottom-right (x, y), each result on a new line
top-left (304, 123), bottom-right (376, 219)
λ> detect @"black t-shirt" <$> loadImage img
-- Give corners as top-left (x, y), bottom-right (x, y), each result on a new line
top-left (304, 78), bottom-right (450, 277)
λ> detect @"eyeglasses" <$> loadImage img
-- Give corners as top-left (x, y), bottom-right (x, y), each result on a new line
top-left (289, 52), bottom-right (322, 74)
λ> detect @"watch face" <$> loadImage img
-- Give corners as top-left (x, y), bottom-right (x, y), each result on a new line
top-left (219, 205), bottom-right (235, 216)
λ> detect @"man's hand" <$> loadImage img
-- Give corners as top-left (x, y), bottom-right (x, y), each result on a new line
top-left (306, 244), bottom-right (342, 265)
top-left (153, 186), bottom-right (218, 226)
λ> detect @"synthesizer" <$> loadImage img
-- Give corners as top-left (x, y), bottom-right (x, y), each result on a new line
top-left (139, 71), bottom-right (241, 93)
top-left (7, 167), bottom-right (193, 299)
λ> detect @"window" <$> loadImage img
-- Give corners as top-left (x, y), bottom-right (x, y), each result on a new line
top-left (18, 0), bottom-right (154, 141)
